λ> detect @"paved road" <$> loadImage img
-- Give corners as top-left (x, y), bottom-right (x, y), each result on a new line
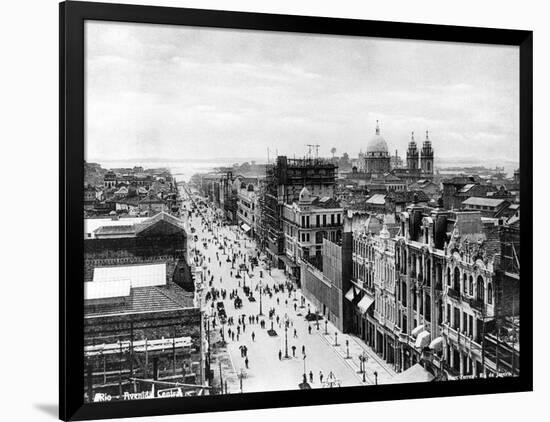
top-left (181, 186), bottom-right (395, 393)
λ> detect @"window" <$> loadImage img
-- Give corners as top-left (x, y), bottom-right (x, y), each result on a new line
top-left (487, 282), bottom-right (493, 304)
top-left (316, 215), bottom-right (320, 227)
top-left (323, 214), bottom-right (327, 226)
top-left (453, 267), bottom-right (460, 291)
top-left (476, 276), bottom-right (485, 301)
top-left (331, 214), bottom-right (335, 225)
top-left (446, 304), bottom-right (451, 323)
top-left (337, 214), bottom-right (341, 225)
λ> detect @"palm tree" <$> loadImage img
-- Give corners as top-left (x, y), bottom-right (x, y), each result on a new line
top-left (330, 147), bottom-right (337, 158)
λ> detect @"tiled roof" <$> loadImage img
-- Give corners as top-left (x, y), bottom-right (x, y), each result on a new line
top-left (366, 194), bottom-right (386, 205)
top-left (84, 283), bottom-right (195, 316)
top-left (94, 225), bottom-right (136, 236)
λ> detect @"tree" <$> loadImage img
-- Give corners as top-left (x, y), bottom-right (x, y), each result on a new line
top-left (330, 147), bottom-right (337, 158)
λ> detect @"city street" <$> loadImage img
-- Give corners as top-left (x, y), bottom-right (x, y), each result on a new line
top-left (181, 185), bottom-right (395, 393)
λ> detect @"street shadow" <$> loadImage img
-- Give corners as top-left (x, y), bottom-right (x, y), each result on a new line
top-left (34, 403), bottom-right (58, 419)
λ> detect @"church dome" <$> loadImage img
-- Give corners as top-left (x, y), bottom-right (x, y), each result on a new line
top-left (367, 121), bottom-right (389, 154)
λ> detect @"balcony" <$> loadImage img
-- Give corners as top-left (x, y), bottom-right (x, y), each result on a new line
top-left (447, 288), bottom-right (460, 300)
top-left (464, 296), bottom-right (485, 312)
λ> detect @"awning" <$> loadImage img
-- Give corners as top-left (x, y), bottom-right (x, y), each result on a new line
top-left (241, 223), bottom-right (251, 233)
top-left (345, 288), bottom-right (355, 302)
top-left (429, 336), bottom-right (444, 352)
top-left (392, 363), bottom-right (434, 384)
top-left (415, 331), bottom-right (431, 349)
top-left (411, 324), bottom-right (425, 338)
top-left (357, 295), bottom-right (374, 314)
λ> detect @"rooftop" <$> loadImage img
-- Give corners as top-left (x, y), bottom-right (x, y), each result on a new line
top-left (462, 197), bottom-right (508, 208)
top-left (92, 263), bottom-right (167, 288)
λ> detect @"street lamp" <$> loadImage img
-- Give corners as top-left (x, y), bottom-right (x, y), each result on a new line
top-left (284, 318), bottom-right (290, 358)
top-left (324, 319), bottom-right (328, 335)
top-left (259, 278), bottom-right (263, 316)
top-left (238, 369), bottom-right (245, 393)
top-left (373, 371), bottom-right (378, 385)
top-left (302, 352), bottom-right (307, 381)
top-left (334, 332), bottom-right (338, 346)
top-left (359, 352), bottom-right (368, 383)
top-left (346, 339), bottom-right (350, 359)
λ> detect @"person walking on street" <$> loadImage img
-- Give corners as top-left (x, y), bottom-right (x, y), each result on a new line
top-left (308, 325), bottom-right (312, 335)
top-left (294, 328), bottom-right (297, 338)
top-left (319, 371), bottom-right (324, 384)
top-left (301, 345), bottom-right (305, 355)
top-left (245, 357), bottom-right (249, 369)
top-left (291, 345), bottom-right (296, 357)
top-left (309, 371), bottom-right (314, 383)
top-left (278, 350), bottom-right (282, 360)
top-left (251, 331), bottom-right (255, 342)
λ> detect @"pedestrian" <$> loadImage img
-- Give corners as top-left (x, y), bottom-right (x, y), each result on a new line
top-left (294, 328), bottom-right (297, 338)
top-left (278, 350), bottom-right (282, 361)
top-left (308, 325), bottom-right (312, 335)
top-left (319, 371), bottom-right (324, 384)
top-left (302, 345), bottom-right (305, 355)
top-left (294, 303), bottom-right (297, 312)
top-left (245, 357), bottom-right (249, 369)
top-left (251, 331), bottom-right (255, 342)
top-left (291, 345), bottom-right (296, 357)
top-left (309, 371), bottom-right (313, 383)
top-left (277, 297), bottom-right (280, 305)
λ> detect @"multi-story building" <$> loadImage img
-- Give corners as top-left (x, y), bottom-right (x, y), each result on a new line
top-left (300, 234), bottom-right (353, 332)
top-left (236, 184), bottom-right (257, 238)
top-left (282, 186), bottom-right (343, 280)
top-left (262, 156), bottom-right (337, 268)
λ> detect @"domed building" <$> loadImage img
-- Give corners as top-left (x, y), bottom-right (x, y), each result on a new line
top-left (365, 121), bottom-right (391, 174)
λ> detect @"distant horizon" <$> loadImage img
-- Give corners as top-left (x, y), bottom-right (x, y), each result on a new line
top-left (85, 22), bottom-right (519, 165)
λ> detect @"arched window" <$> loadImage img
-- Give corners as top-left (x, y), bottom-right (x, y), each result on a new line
top-left (447, 267), bottom-right (451, 286)
top-left (453, 267), bottom-right (460, 291)
top-left (487, 282), bottom-right (493, 305)
top-left (469, 276), bottom-right (473, 296)
top-left (463, 273), bottom-right (468, 294)
top-left (476, 276), bottom-right (485, 302)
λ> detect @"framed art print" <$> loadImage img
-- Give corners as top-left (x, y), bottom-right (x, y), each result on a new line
top-left (60, 1), bottom-right (533, 420)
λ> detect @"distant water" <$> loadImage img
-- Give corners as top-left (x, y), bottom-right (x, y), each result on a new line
top-left (95, 159), bottom-right (258, 182)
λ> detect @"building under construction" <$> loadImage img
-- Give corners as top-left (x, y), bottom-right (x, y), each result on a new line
top-left (261, 155), bottom-right (337, 269)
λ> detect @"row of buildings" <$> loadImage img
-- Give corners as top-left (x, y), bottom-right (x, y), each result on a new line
top-left (191, 123), bottom-right (520, 382)
top-left (84, 163), bottom-right (181, 217)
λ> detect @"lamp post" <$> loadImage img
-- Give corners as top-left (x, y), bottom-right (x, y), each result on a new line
top-left (303, 352), bottom-right (307, 381)
top-left (238, 369), bottom-right (244, 393)
top-left (359, 352), bottom-right (368, 383)
top-left (373, 371), bottom-right (378, 385)
top-left (346, 339), bottom-right (350, 359)
top-left (284, 318), bottom-right (290, 358)
top-left (325, 319), bottom-right (328, 335)
top-left (334, 332), bottom-right (338, 346)
top-left (259, 278), bottom-right (263, 316)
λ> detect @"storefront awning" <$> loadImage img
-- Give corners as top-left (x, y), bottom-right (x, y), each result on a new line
top-left (392, 363), bottom-right (435, 384)
top-left (241, 223), bottom-right (251, 233)
top-left (415, 331), bottom-right (431, 349)
top-left (429, 336), bottom-right (444, 351)
top-left (345, 287), bottom-right (355, 302)
top-left (357, 295), bottom-right (374, 314)
top-left (411, 324), bottom-right (425, 338)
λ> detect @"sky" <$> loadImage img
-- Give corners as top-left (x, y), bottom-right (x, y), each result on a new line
top-left (85, 21), bottom-right (519, 166)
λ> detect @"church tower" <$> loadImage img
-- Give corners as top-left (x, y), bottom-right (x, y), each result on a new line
top-left (406, 131), bottom-right (419, 170)
top-left (420, 130), bottom-right (434, 175)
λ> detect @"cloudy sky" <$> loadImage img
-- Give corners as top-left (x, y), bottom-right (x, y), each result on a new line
top-left (85, 21), bottom-right (519, 166)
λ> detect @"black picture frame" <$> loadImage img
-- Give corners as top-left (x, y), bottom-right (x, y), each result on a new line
top-left (60, 1), bottom-right (533, 420)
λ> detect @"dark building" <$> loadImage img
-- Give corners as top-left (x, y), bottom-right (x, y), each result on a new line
top-left (300, 234), bottom-right (353, 332)
top-left (83, 283), bottom-right (202, 402)
top-left (262, 156), bottom-right (337, 267)
top-left (84, 212), bottom-right (193, 292)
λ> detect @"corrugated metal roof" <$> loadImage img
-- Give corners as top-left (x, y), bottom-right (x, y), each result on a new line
top-left (93, 263), bottom-right (167, 288)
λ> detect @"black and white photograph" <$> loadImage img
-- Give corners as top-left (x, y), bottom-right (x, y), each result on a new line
top-left (81, 14), bottom-right (522, 404)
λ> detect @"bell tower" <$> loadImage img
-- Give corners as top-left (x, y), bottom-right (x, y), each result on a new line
top-left (420, 130), bottom-right (434, 175)
top-left (406, 131), bottom-right (419, 170)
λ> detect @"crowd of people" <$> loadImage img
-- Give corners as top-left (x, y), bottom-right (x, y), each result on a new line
top-left (184, 188), bottom-right (343, 391)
